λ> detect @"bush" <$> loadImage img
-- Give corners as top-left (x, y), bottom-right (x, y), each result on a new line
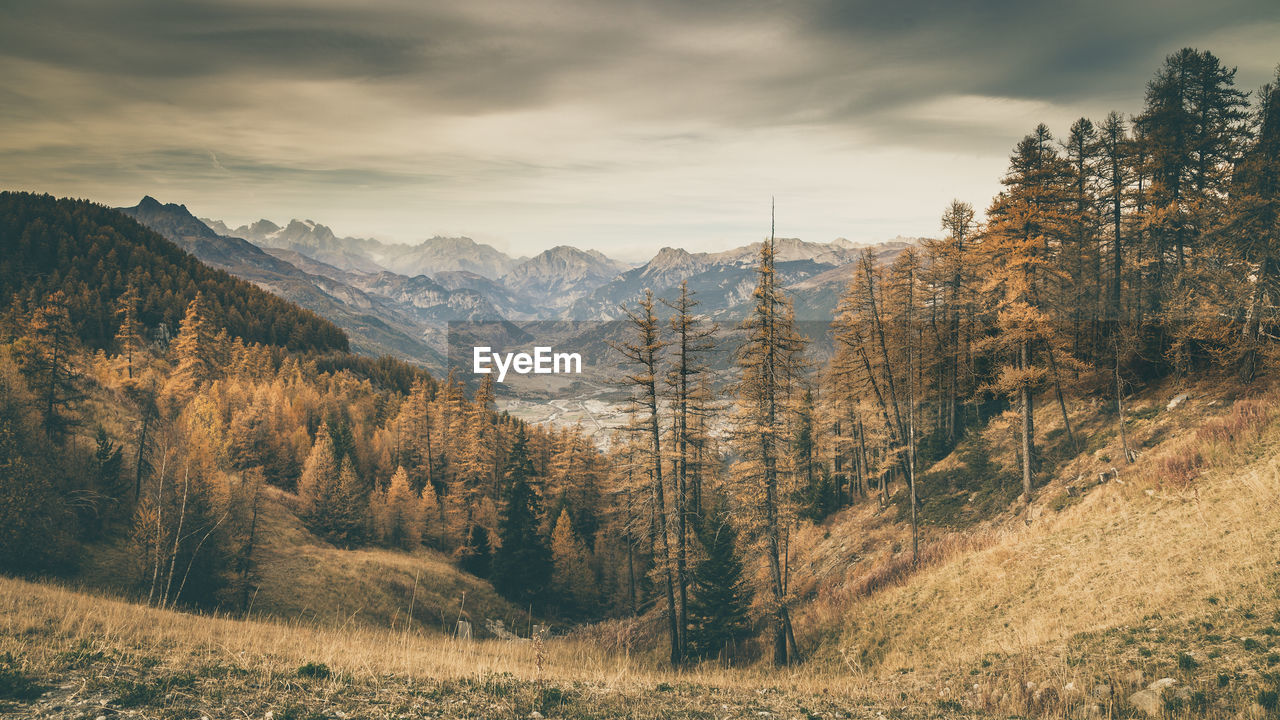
top-left (297, 662), bottom-right (331, 680)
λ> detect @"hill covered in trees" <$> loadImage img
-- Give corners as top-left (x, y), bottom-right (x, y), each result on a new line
top-left (0, 193), bottom-right (349, 354)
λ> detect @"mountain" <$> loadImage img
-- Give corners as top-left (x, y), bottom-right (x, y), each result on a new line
top-left (213, 217), bottom-right (387, 273)
top-left (219, 216), bottom-right (526, 281)
top-left (0, 192), bottom-right (348, 353)
top-left (367, 236), bottom-right (523, 280)
top-left (501, 246), bottom-right (627, 309)
top-left (123, 198), bottom-right (445, 365)
top-left (567, 237), bottom-right (914, 322)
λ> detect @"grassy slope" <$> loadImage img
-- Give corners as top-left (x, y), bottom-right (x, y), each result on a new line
top-left (77, 486), bottom-right (522, 638)
top-left (0, 576), bottom-right (965, 719)
top-left (792, 379), bottom-right (1280, 717)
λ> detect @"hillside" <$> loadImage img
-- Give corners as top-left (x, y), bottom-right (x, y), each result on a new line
top-left (6, 379), bottom-right (1280, 718)
top-left (0, 192), bottom-right (348, 354)
top-left (762, 377), bottom-right (1280, 718)
top-left (76, 485), bottom-right (522, 636)
top-left (121, 197), bottom-right (452, 367)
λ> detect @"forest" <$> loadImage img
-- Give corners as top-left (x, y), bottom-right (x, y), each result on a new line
top-left (1, 46), bottom-right (1278, 680)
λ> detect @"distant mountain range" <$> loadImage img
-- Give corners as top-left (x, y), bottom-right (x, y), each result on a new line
top-left (121, 196), bottom-right (921, 369)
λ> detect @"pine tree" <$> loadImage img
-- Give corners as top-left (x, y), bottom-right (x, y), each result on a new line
top-left (493, 426), bottom-right (552, 607)
top-left (1223, 69), bottom-right (1280, 380)
top-left (0, 348), bottom-right (72, 573)
top-left (92, 427), bottom-right (126, 531)
top-left (459, 523), bottom-right (492, 578)
top-left (687, 508), bottom-right (752, 663)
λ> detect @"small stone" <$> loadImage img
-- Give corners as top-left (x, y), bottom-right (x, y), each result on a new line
top-left (529, 712), bottom-right (544, 720)
top-left (1167, 392), bottom-right (1190, 410)
top-left (1092, 684), bottom-right (1112, 699)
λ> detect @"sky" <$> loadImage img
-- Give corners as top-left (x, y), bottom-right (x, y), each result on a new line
top-left (2, 1), bottom-right (1278, 262)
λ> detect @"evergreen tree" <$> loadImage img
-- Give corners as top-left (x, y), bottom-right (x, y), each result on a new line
top-left (459, 523), bottom-right (492, 578)
top-left (687, 509), bottom-right (752, 663)
top-left (493, 427), bottom-right (552, 607)
top-left (1233, 71), bottom-right (1280, 378)
top-left (0, 348), bottom-right (72, 573)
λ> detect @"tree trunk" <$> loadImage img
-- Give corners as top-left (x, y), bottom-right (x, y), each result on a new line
top-left (1020, 341), bottom-right (1034, 521)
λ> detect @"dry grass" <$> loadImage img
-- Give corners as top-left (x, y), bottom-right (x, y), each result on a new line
top-left (76, 486), bottom-right (523, 638)
top-left (820, 384), bottom-right (1280, 717)
top-left (0, 575), bottom-right (967, 718)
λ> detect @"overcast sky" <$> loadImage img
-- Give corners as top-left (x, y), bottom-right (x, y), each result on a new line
top-left (2, 1), bottom-right (1277, 261)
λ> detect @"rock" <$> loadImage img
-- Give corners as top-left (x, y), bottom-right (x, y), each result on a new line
top-left (1091, 684), bottom-right (1112, 699)
top-left (1148, 678), bottom-right (1177, 692)
top-left (1167, 392), bottom-right (1190, 410)
top-left (530, 712), bottom-right (544, 720)
top-left (1072, 703), bottom-right (1103, 719)
top-left (1126, 670), bottom-right (1144, 687)
top-left (1129, 689), bottom-right (1162, 716)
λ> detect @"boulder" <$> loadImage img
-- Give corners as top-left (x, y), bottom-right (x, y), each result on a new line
top-left (1167, 392), bottom-right (1191, 410)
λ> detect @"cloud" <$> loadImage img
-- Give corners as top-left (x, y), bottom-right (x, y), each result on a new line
top-left (0, 0), bottom-right (1276, 256)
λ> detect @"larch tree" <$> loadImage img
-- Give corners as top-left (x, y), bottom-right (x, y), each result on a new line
top-left (550, 507), bottom-right (597, 612)
top-left (18, 290), bottom-right (80, 439)
top-left (168, 292), bottom-right (225, 399)
top-left (613, 289), bottom-right (680, 664)
top-left (114, 281), bottom-right (145, 379)
top-left (661, 280), bottom-right (718, 658)
top-left (978, 123), bottom-right (1074, 518)
top-left (731, 209), bottom-right (807, 667)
